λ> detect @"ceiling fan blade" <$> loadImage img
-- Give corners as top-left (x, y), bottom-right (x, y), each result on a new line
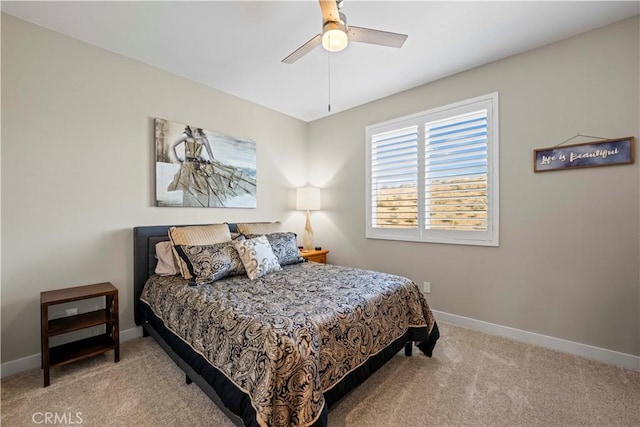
top-left (282, 34), bottom-right (322, 64)
top-left (318, 0), bottom-right (340, 23)
top-left (348, 26), bottom-right (408, 48)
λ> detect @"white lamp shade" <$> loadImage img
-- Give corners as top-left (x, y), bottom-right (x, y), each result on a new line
top-left (296, 187), bottom-right (321, 211)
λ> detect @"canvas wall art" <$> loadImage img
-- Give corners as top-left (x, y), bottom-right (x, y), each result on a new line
top-left (155, 118), bottom-right (257, 208)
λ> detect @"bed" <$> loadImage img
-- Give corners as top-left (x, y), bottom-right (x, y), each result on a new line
top-left (134, 224), bottom-right (439, 427)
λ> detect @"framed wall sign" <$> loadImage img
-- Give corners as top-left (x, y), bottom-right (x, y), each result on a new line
top-left (533, 137), bottom-right (634, 172)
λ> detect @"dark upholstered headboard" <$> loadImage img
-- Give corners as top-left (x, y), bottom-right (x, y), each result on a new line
top-left (133, 223), bottom-right (240, 325)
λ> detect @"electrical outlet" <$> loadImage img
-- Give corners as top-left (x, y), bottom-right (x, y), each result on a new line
top-left (423, 282), bottom-right (431, 293)
top-left (65, 308), bottom-right (78, 316)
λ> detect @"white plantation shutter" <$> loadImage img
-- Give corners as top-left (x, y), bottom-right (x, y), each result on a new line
top-left (370, 125), bottom-right (419, 229)
top-left (424, 111), bottom-right (488, 231)
top-left (366, 93), bottom-right (499, 246)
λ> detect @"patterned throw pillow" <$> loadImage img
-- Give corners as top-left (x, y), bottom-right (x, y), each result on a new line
top-left (233, 235), bottom-right (282, 280)
top-left (168, 224), bottom-right (232, 279)
top-left (175, 241), bottom-right (246, 285)
top-left (247, 232), bottom-right (304, 266)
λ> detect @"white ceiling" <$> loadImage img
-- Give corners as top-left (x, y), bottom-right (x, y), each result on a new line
top-left (3, 1), bottom-right (638, 122)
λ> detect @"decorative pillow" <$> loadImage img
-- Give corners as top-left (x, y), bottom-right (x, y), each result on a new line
top-left (168, 224), bottom-right (232, 279)
top-left (174, 241), bottom-right (246, 285)
top-left (233, 235), bottom-right (282, 280)
top-left (236, 222), bottom-right (283, 235)
top-left (247, 232), bottom-right (304, 266)
top-left (155, 241), bottom-right (180, 276)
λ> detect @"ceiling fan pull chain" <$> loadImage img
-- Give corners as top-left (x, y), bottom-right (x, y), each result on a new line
top-left (328, 43), bottom-right (331, 112)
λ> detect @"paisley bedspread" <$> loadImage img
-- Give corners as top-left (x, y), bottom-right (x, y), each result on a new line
top-left (140, 261), bottom-right (436, 427)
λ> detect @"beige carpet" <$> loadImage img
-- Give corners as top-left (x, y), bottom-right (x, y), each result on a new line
top-left (2, 322), bottom-right (639, 426)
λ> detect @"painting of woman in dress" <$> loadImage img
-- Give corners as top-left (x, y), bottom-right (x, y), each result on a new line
top-left (155, 118), bottom-right (257, 208)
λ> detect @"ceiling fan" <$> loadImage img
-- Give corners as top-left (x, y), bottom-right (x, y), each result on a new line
top-left (282, 0), bottom-right (408, 64)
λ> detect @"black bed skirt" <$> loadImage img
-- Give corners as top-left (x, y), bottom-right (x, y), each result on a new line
top-left (139, 303), bottom-right (439, 427)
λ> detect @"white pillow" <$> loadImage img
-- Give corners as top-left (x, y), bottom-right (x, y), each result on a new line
top-left (155, 241), bottom-right (179, 276)
top-left (233, 235), bottom-right (282, 280)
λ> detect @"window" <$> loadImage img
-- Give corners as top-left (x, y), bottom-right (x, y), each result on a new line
top-left (366, 93), bottom-right (499, 246)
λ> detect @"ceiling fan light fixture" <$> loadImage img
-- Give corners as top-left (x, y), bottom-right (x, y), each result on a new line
top-left (322, 20), bottom-right (348, 52)
top-left (281, 1), bottom-right (408, 64)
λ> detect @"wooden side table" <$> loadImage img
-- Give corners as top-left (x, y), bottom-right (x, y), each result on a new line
top-left (301, 249), bottom-right (329, 264)
top-left (40, 282), bottom-right (119, 387)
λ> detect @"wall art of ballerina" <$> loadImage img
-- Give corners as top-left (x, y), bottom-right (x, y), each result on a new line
top-left (155, 118), bottom-right (257, 208)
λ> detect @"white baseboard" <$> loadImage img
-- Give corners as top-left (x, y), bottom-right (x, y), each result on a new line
top-left (0, 326), bottom-right (143, 379)
top-left (432, 310), bottom-right (640, 371)
top-left (3, 316), bottom-right (639, 377)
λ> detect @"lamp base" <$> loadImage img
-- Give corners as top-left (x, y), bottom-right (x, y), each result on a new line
top-left (302, 209), bottom-right (314, 251)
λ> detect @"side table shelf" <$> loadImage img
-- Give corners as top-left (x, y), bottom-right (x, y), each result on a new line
top-left (40, 282), bottom-right (119, 387)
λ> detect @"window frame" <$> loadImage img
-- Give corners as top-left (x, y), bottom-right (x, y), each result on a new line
top-left (365, 92), bottom-right (499, 247)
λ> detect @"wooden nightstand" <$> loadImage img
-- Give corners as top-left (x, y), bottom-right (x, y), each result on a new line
top-left (40, 282), bottom-right (119, 387)
top-left (300, 249), bottom-right (329, 264)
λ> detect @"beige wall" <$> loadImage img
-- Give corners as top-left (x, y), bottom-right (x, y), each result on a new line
top-left (1, 14), bottom-right (308, 362)
top-left (307, 16), bottom-right (640, 356)
top-left (2, 12), bottom-right (639, 365)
